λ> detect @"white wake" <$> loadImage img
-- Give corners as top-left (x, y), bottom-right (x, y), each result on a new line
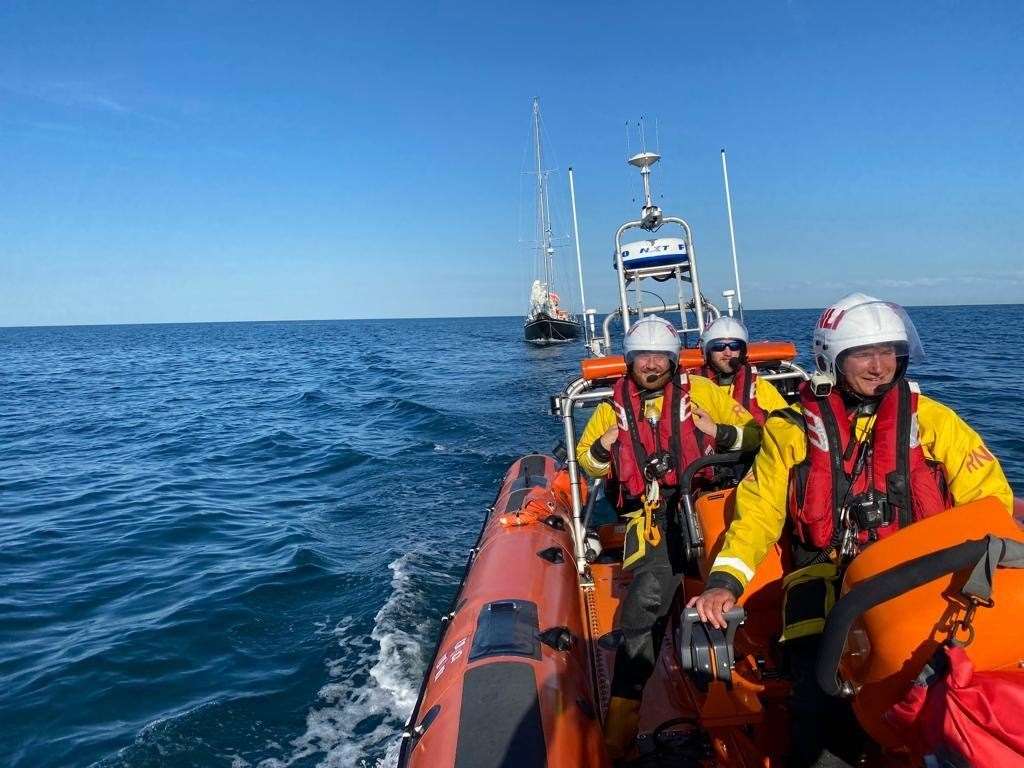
top-left (258, 553), bottom-right (429, 768)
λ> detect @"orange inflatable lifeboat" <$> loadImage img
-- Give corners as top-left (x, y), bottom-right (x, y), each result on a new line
top-left (401, 444), bottom-right (1023, 768)
top-left (401, 137), bottom-right (1024, 767)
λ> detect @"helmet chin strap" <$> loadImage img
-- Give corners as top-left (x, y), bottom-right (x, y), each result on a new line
top-left (838, 381), bottom-right (879, 409)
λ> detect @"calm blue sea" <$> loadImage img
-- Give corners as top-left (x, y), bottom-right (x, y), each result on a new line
top-left (2, 307), bottom-right (1021, 768)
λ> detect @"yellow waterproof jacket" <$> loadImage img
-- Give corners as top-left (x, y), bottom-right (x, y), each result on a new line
top-left (710, 392), bottom-right (1014, 592)
top-left (714, 375), bottom-right (790, 415)
top-left (576, 374), bottom-right (762, 481)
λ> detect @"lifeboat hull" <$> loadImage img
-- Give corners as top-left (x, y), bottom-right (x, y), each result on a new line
top-left (399, 454), bottom-right (607, 768)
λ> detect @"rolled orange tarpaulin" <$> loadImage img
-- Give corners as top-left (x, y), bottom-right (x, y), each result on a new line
top-left (744, 341), bottom-right (798, 364)
top-left (686, 341), bottom-right (799, 369)
top-left (683, 341), bottom-right (798, 367)
top-left (580, 355), bottom-right (627, 380)
top-left (580, 341), bottom-right (798, 381)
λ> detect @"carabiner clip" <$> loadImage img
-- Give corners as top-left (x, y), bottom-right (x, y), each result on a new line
top-left (951, 596), bottom-right (995, 647)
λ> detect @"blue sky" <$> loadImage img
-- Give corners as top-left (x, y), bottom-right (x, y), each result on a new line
top-left (1, 1), bottom-right (1022, 326)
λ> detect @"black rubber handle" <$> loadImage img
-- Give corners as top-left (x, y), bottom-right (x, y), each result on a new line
top-left (681, 606), bottom-right (746, 625)
top-left (678, 451), bottom-right (747, 497)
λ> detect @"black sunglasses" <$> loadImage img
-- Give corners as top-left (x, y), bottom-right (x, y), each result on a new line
top-left (708, 340), bottom-right (744, 353)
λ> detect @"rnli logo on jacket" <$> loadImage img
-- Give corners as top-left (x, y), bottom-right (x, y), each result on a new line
top-left (965, 445), bottom-right (995, 473)
top-left (804, 410), bottom-right (829, 451)
top-left (678, 377), bottom-right (691, 422)
top-left (909, 412), bottom-right (921, 448)
top-left (678, 394), bottom-right (691, 422)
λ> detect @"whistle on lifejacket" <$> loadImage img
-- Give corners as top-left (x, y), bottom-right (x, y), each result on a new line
top-left (642, 481), bottom-right (662, 547)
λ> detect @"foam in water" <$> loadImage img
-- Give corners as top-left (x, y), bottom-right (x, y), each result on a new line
top-left (264, 553), bottom-right (425, 768)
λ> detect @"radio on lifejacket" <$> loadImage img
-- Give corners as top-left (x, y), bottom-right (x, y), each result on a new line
top-left (842, 436), bottom-right (893, 535)
top-left (849, 495), bottom-right (891, 532)
top-left (642, 450), bottom-right (674, 482)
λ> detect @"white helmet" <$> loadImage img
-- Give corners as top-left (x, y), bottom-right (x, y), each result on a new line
top-left (623, 315), bottom-right (681, 364)
top-left (811, 293), bottom-right (923, 394)
top-left (700, 316), bottom-right (749, 354)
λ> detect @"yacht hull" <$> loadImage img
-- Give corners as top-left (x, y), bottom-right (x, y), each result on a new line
top-left (524, 314), bottom-right (581, 345)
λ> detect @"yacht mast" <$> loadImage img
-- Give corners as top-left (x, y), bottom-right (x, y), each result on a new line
top-left (532, 98), bottom-right (554, 294)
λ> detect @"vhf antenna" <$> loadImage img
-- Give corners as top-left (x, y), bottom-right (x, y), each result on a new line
top-left (626, 118), bottom-right (662, 230)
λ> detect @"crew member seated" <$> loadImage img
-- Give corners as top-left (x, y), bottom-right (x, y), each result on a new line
top-left (697, 315), bottom-right (789, 424)
top-left (689, 293), bottom-right (1013, 767)
top-left (575, 314), bottom-right (761, 760)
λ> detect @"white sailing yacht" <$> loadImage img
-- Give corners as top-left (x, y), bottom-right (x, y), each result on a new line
top-left (523, 98), bottom-right (581, 345)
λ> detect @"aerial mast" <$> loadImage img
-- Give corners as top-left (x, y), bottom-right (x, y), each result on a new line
top-left (532, 98), bottom-right (553, 295)
top-left (720, 148), bottom-right (745, 322)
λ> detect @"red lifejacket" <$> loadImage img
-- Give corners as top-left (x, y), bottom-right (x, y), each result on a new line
top-left (787, 379), bottom-right (953, 550)
top-left (610, 372), bottom-right (709, 500)
top-left (701, 363), bottom-right (766, 425)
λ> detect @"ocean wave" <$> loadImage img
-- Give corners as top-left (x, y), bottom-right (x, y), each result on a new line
top-left (256, 446), bottom-right (373, 484)
top-left (364, 362), bottom-right (421, 384)
top-left (354, 398), bottom-right (464, 440)
top-left (298, 388), bottom-right (329, 405)
top-left (204, 429), bottom-right (313, 465)
top-left (263, 553), bottom-right (439, 768)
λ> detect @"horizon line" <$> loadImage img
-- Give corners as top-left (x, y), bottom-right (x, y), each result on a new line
top-left (2, 300), bottom-right (1022, 331)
